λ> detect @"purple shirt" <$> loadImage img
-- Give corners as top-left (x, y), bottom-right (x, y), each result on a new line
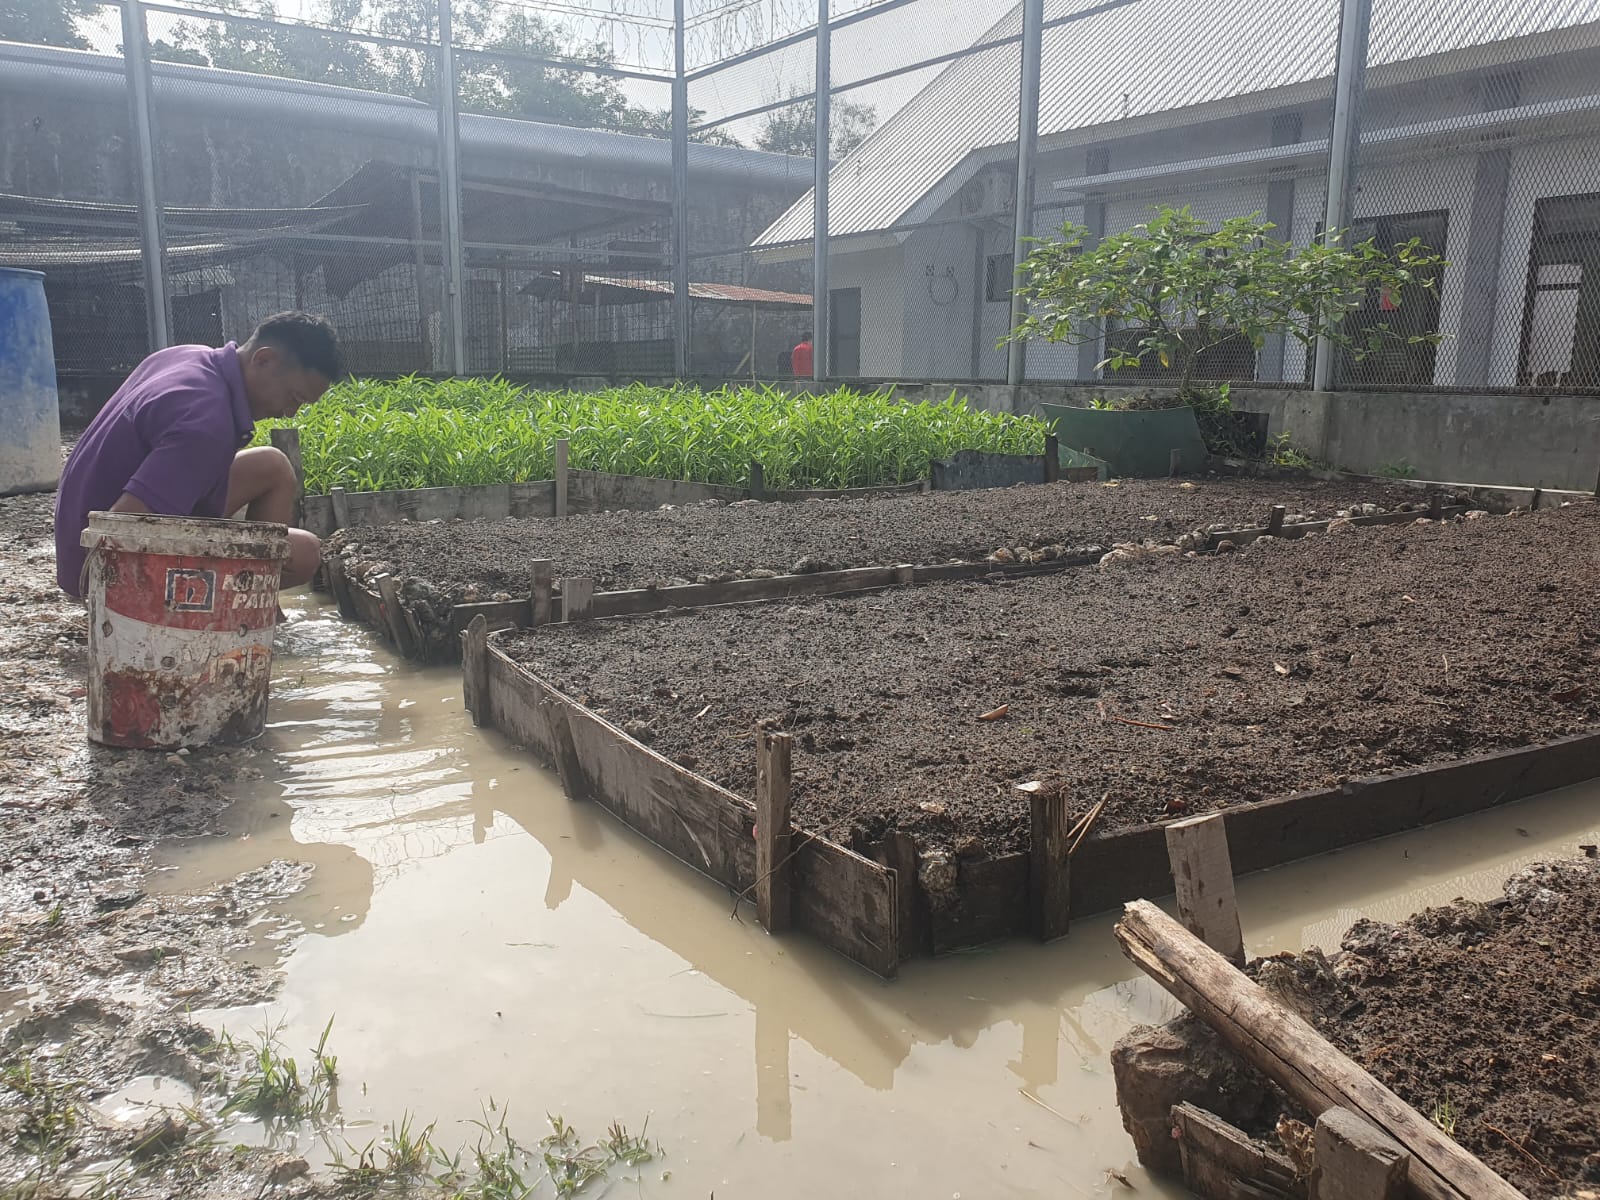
top-left (55, 343), bottom-right (254, 595)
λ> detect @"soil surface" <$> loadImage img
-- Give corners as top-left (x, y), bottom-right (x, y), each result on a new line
top-left (330, 475), bottom-right (1439, 635)
top-left (0, 490), bottom-right (342, 1198)
top-left (1306, 855), bottom-right (1600, 1197)
top-left (501, 504), bottom-right (1600, 856)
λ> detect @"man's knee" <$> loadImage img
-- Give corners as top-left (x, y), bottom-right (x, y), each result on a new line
top-left (234, 445), bottom-right (295, 491)
top-left (284, 528), bottom-right (322, 589)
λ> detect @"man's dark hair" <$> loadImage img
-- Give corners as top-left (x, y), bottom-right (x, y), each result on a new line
top-left (248, 311), bottom-right (346, 382)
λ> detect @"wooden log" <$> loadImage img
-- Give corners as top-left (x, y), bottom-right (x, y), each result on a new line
top-left (1266, 504), bottom-right (1286, 535)
top-left (1313, 1107), bottom-right (1411, 1200)
top-left (1165, 813), bottom-right (1244, 965)
top-left (1025, 784), bottom-right (1071, 941)
top-left (329, 486), bottom-right (351, 532)
top-left (562, 575), bottom-right (594, 621)
top-left (750, 460), bottom-right (766, 501)
top-left (1044, 434), bottom-right (1060, 483)
top-left (530, 559), bottom-right (554, 626)
top-left (555, 438), bottom-right (569, 518)
top-left (462, 614), bottom-right (490, 727)
top-left (1115, 900), bottom-right (1524, 1200)
top-left (755, 730), bottom-right (793, 934)
top-left (373, 574), bottom-right (419, 658)
top-left (269, 427), bottom-right (304, 528)
top-left (1171, 1103), bottom-right (1301, 1200)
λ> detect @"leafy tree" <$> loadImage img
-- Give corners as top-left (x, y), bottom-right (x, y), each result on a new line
top-left (756, 94), bottom-right (876, 158)
top-left (0, 0), bottom-right (97, 48)
top-left (1008, 206), bottom-right (1446, 398)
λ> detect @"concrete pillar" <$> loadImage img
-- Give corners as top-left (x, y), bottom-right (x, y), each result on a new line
top-left (1453, 73), bottom-right (1521, 388)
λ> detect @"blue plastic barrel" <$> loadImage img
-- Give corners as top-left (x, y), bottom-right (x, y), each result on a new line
top-left (0, 267), bottom-right (61, 496)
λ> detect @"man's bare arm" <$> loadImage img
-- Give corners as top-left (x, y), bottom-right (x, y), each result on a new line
top-left (108, 493), bottom-right (152, 514)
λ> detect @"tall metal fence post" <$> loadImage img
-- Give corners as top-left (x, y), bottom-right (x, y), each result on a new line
top-left (671, 0), bottom-right (691, 380)
top-left (121, 0), bottom-right (170, 351)
top-left (1312, 0), bottom-right (1373, 393)
top-left (1005, 0), bottom-right (1044, 388)
top-left (436, 0), bottom-right (467, 375)
top-left (811, 0), bottom-right (830, 383)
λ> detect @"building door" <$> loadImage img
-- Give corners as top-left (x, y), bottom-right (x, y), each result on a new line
top-left (1519, 194), bottom-right (1600, 388)
top-left (829, 287), bottom-right (861, 377)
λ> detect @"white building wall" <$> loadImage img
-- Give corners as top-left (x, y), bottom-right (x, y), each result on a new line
top-left (898, 222), bottom-right (984, 379)
top-left (827, 243), bottom-right (906, 378)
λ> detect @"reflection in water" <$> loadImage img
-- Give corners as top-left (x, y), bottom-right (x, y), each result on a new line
top-left (151, 593), bottom-right (1600, 1199)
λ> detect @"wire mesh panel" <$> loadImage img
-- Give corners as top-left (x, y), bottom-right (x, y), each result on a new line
top-left (1342, 0), bottom-right (1600, 392)
top-left (0, 3), bottom-right (153, 398)
top-left (1020, 0), bottom-right (1342, 386)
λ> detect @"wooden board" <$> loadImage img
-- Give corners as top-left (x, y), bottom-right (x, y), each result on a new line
top-left (1172, 1103), bottom-right (1302, 1200)
top-left (483, 642), bottom-right (899, 977)
top-left (1204, 506), bottom-right (1471, 550)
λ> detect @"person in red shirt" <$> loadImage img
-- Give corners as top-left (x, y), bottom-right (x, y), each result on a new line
top-left (791, 336), bottom-right (814, 378)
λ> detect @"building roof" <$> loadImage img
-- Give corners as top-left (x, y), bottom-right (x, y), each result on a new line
top-left (755, 0), bottom-right (1600, 246)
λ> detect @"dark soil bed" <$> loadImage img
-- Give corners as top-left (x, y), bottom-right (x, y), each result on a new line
top-left (500, 505), bottom-right (1600, 856)
top-left (330, 475), bottom-right (1438, 619)
top-left (1304, 856), bottom-right (1600, 1197)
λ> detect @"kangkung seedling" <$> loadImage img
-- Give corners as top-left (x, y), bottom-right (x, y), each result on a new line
top-left (258, 379), bottom-right (1046, 494)
top-left (210, 1016), bottom-right (340, 1124)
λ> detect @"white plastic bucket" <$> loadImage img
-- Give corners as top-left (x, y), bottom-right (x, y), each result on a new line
top-left (80, 512), bottom-right (290, 749)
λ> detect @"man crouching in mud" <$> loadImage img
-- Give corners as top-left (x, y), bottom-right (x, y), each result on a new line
top-left (54, 312), bottom-right (343, 607)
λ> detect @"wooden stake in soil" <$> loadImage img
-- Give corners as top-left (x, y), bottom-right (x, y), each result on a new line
top-left (530, 559), bottom-right (554, 625)
top-left (269, 427), bottom-right (304, 528)
top-left (373, 573), bottom-right (418, 658)
top-left (1114, 900), bottom-right (1525, 1200)
top-left (325, 554), bottom-right (359, 620)
top-left (561, 575), bottom-right (594, 622)
top-left (554, 438), bottom-right (569, 519)
top-left (1023, 783), bottom-right (1071, 941)
top-left (1429, 490), bottom-right (1444, 519)
top-left (1312, 1107), bottom-right (1411, 1200)
top-left (1164, 813), bottom-right (1244, 965)
top-left (329, 485), bottom-right (351, 532)
top-left (1266, 504), bottom-right (1286, 535)
top-left (882, 829), bottom-right (922, 958)
top-left (462, 614), bottom-right (490, 727)
top-left (749, 460), bottom-right (766, 501)
top-left (755, 730), bottom-right (793, 934)
top-left (1044, 435), bottom-right (1060, 483)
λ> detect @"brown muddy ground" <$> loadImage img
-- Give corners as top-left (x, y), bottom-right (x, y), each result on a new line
top-left (502, 504), bottom-right (1600, 856)
top-left (1305, 856), bottom-right (1600, 1197)
top-left (0, 491), bottom-right (343, 1197)
top-left (331, 475), bottom-right (1440, 620)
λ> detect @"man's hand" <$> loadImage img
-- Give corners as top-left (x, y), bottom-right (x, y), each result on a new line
top-left (108, 493), bottom-right (153, 515)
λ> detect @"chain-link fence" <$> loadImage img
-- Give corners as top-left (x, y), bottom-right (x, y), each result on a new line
top-left (3, 0), bottom-right (1598, 400)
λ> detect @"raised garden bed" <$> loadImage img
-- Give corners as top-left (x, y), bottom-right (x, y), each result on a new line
top-left (326, 473), bottom-right (1458, 660)
top-left (1114, 854), bottom-right (1600, 1199)
top-left (479, 504), bottom-right (1600, 968)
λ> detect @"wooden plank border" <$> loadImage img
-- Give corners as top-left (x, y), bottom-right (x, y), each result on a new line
top-left (481, 638), bottom-right (900, 977)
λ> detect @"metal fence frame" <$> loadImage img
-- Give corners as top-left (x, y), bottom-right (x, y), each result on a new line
top-left (106, 0), bottom-right (1474, 395)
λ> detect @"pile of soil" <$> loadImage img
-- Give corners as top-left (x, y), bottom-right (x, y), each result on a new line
top-left (501, 505), bottom-right (1600, 856)
top-left (1303, 855), bottom-right (1600, 1197)
top-left (329, 476), bottom-right (1438, 625)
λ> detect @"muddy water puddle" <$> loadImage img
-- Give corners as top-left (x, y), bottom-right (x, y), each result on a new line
top-left (148, 593), bottom-right (1600, 1198)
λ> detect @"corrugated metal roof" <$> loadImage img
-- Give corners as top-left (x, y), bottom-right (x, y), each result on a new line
top-left (756, 0), bottom-right (1600, 245)
top-left (578, 275), bottom-right (812, 304)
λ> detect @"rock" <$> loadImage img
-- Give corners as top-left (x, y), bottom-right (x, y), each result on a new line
top-left (747, 568), bottom-right (778, 579)
top-left (953, 835), bottom-right (984, 859)
top-left (989, 548), bottom-right (1016, 563)
top-left (918, 849), bottom-right (957, 896)
top-left (791, 556), bottom-right (835, 575)
top-left (1111, 1016), bottom-right (1276, 1177)
top-left (129, 1112), bottom-right (192, 1158)
top-left (1465, 509), bottom-right (1489, 520)
top-left (113, 944), bottom-right (178, 968)
top-left (267, 1157), bottom-right (311, 1185)
top-left (621, 720), bottom-right (653, 744)
top-left (1326, 518), bottom-right (1357, 533)
top-left (1215, 539), bottom-right (1238, 553)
